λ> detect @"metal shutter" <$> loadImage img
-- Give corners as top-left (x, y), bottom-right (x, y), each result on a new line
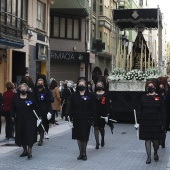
top-left (50, 63), bottom-right (80, 83)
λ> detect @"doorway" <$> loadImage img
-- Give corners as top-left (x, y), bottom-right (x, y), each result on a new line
top-left (12, 51), bottom-right (26, 86)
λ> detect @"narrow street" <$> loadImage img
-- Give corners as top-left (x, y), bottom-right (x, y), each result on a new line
top-left (0, 119), bottom-right (170, 170)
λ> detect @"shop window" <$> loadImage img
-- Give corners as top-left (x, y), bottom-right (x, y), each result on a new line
top-left (51, 16), bottom-right (81, 40)
top-left (37, 1), bottom-right (45, 30)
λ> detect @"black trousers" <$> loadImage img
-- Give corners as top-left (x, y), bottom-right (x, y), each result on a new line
top-left (5, 114), bottom-right (14, 138)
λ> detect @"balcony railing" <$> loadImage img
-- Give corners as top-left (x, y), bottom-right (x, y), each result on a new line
top-left (0, 11), bottom-right (24, 41)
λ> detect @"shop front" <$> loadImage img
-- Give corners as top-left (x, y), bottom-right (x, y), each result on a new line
top-left (50, 51), bottom-right (92, 83)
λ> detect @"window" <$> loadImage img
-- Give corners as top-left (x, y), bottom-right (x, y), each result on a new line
top-left (1, 0), bottom-right (5, 23)
top-left (92, 23), bottom-right (96, 38)
top-left (7, 0), bottom-right (12, 25)
top-left (17, 0), bottom-right (21, 29)
top-left (37, 1), bottom-right (45, 30)
top-left (22, 0), bottom-right (28, 21)
top-left (139, 0), bottom-right (143, 7)
top-left (12, 0), bottom-right (16, 26)
top-left (51, 16), bottom-right (81, 40)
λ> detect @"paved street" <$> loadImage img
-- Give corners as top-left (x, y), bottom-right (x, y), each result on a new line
top-left (0, 118), bottom-right (170, 170)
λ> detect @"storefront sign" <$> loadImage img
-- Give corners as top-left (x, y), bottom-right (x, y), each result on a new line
top-left (50, 51), bottom-right (89, 63)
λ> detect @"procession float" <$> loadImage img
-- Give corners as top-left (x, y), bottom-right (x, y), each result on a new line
top-left (108, 7), bottom-right (166, 122)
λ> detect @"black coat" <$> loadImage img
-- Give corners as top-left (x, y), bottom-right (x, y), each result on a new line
top-left (69, 90), bottom-right (96, 141)
top-left (94, 92), bottom-right (110, 128)
top-left (11, 92), bottom-right (40, 147)
top-left (34, 88), bottom-right (51, 120)
top-left (137, 94), bottom-right (166, 140)
top-left (165, 87), bottom-right (170, 130)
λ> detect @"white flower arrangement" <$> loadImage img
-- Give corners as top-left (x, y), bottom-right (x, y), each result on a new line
top-left (108, 68), bottom-right (163, 81)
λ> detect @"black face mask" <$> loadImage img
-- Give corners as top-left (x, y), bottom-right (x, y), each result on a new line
top-left (96, 87), bottom-right (104, 91)
top-left (147, 86), bottom-right (155, 93)
top-left (78, 85), bottom-right (86, 91)
top-left (37, 84), bottom-right (44, 89)
top-left (159, 88), bottom-right (165, 93)
top-left (20, 90), bottom-right (27, 95)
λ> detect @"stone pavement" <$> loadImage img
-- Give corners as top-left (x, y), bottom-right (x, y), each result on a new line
top-left (0, 118), bottom-right (170, 170)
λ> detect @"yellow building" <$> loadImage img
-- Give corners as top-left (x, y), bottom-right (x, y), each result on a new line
top-left (0, 0), bottom-right (52, 93)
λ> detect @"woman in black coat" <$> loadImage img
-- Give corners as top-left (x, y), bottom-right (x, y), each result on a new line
top-left (61, 82), bottom-right (72, 121)
top-left (137, 81), bottom-right (166, 164)
top-left (11, 83), bottom-right (40, 159)
top-left (94, 80), bottom-right (110, 149)
top-left (69, 77), bottom-right (96, 161)
top-left (34, 78), bottom-right (52, 145)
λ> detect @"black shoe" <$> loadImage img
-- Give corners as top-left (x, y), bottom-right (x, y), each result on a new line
top-left (28, 154), bottom-right (32, 159)
top-left (82, 155), bottom-right (87, 161)
top-left (101, 141), bottom-right (105, 147)
top-left (146, 158), bottom-right (151, 164)
top-left (154, 152), bottom-right (159, 162)
top-left (77, 155), bottom-right (83, 160)
top-left (20, 152), bottom-right (28, 157)
top-left (38, 140), bottom-right (43, 146)
top-left (95, 144), bottom-right (99, 149)
top-left (161, 144), bottom-right (165, 148)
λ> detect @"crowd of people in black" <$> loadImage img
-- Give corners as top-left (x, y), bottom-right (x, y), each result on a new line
top-left (0, 74), bottom-right (170, 165)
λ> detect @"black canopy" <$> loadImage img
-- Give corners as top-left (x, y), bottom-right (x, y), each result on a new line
top-left (112, 8), bottom-right (162, 30)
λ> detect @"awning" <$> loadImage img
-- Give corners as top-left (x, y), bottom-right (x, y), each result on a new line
top-left (0, 38), bottom-right (24, 49)
top-left (112, 8), bottom-right (162, 30)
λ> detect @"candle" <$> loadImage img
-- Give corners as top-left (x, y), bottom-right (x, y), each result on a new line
top-left (140, 40), bottom-right (143, 71)
top-left (148, 51), bottom-right (150, 68)
top-left (116, 39), bottom-right (120, 68)
top-left (145, 44), bottom-right (146, 72)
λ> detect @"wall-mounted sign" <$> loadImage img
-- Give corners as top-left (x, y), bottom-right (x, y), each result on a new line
top-left (50, 51), bottom-right (90, 63)
top-left (36, 43), bottom-right (48, 61)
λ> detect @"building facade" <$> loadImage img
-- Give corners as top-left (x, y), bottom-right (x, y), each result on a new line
top-left (0, 0), bottom-right (52, 92)
top-left (50, 0), bottom-right (95, 82)
top-left (91, 0), bottom-right (117, 82)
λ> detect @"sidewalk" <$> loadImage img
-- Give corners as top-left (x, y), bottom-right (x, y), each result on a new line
top-left (0, 115), bottom-right (70, 157)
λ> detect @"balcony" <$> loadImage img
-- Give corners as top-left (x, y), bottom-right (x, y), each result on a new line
top-left (0, 11), bottom-right (24, 48)
top-left (50, 0), bottom-right (91, 17)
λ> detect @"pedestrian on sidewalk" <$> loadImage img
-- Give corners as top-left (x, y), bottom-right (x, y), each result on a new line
top-left (61, 82), bottom-right (72, 121)
top-left (49, 78), bottom-right (61, 125)
top-left (11, 83), bottom-right (40, 159)
top-left (137, 81), bottom-right (166, 164)
top-left (69, 77), bottom-right (96, 161)
top-left (2, 82), bottom-right (15, 140)
top-left (93, 80), bottom-right (112, 149)
top-left (34, 77), bottom-right (52, 145)
top-left (0, 92), bottom-right (3, 134)
top-left (157, 82), bottom-right (168, 148)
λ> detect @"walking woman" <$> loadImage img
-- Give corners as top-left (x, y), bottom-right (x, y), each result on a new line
top-left (11, 83), bottom-right (40, 159)
top-left (34, 78), bottom-right (52, 144)
top-left (61, 82), bottom-right (72, 121)
top-left (157, 83), bottom-right (168, 148)
top-left (137, 81), bottom-right (166, 164)
top-left (94, 81), bottom-right (110, 149)
top-left (69, 77), bottom-right (96, 160)
top-left (50, 79), bottom-right (61, 125)
top-left (2, 82), bottom-right (15, 140)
